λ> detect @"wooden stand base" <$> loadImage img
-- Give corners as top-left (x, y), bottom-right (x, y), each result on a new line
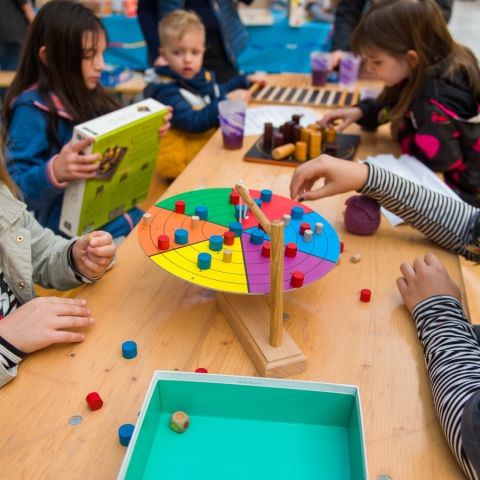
top-left (217, 293), bottom-right (307, 378)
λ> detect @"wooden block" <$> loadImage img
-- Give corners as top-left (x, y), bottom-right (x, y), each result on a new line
top-left (217, 293), bottom-right (307, 378)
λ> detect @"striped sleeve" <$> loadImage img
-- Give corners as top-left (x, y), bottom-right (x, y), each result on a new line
top-left (360, 163), bottom-right (480, 262)
top-left (412, 296), bottom-right (480, 480)
top-left (0, 336), bottom-right (26, 388)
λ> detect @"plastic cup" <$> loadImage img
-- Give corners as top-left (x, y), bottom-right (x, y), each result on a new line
top-left (339, 53), bottom-right (361, 90)
top-left (218, 100), bottom-right (247, 150)
top-left (310, 51), bottom-right (330, 86)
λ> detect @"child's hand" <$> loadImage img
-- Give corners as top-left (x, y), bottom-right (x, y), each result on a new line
top-left (290, 154), bottom-right (369, 201)
top-left (54, 138), bottom-right (100, 183)
top-left (72, 231), bottom-right (116, 280)
top-left (397, 253), bottom-right (461, 312)
top-left (0, 297), bottom-right (94, 353)
top-left (159, 107), bottom-right (172, 137)
top-left (247, 73), bottom-right (267, 87)
top-left (318, 107), bottom-right (363, 131)
top-left (227, 89), bottom-right (251, 103)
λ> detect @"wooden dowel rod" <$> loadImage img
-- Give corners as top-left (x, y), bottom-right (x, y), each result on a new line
top-left (235, 183), bottom-right (271, 234)
top-left (269, 220), bottom-right (284, 347)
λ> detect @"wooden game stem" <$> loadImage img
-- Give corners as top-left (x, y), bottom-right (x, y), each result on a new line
top-left (269, 220), bottom-right (284, 347)
top-left (235, 184), bottom-right (271, 234)
top-left (235, 183), bottom-right (284, 347)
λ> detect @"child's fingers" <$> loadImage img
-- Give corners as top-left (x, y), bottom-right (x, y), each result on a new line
top-left (88, 231), bottom-right (113, 246)
top-left (69, 137), bottom-right (93, 153)
top-left (53, 302), bottom-right (92, 317)
top-left (54, 315), bottom-right (95, 329)
top-left (51, 330), bottom-right (87, 344)
top-left (396, 277), bottom-right (408, 295)
top-left (79, 153), bottom-right (101, 163)
top-left (423, 252), bottom-right (441, 268)
top-left (85, 250), bottom-right (115, 266)
top-left (399, 261), bottom-right (416, 279)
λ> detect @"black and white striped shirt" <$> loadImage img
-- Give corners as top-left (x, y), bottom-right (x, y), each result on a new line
top-left (0, 268), bottom-right (24, 373)
top-left (362, 163), bottom-right (480, 479)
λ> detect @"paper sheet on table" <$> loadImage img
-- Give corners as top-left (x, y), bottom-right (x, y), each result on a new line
top-left (365, 154), bottom-right (460, 226)
top-left (245, 105), bottom-right (321, 136)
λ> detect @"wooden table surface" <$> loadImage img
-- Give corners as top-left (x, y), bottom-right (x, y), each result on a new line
top-left (0, 75), bottom-right (466, 479)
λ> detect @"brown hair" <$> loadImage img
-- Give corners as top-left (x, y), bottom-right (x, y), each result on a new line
top-left (0, 151), bottom-right (19, 196)
top-left (2, 0), bottom-right (118, 148)
top-left (352, 0), bottom-right (480, 122)
top-left (159, 10), bottom-right (206, 47)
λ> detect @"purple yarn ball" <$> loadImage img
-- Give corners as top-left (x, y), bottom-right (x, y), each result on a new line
top-left (344, 195), bottom-right (381, 236)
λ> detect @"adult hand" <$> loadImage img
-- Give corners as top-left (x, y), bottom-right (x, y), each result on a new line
top-left (0, 297), bottom-right (94, 353)
top-left (397, 253), bottom-right (461, 312)
top-left (290, 154), bottom-right (369, 201)
top-left (72, 231), bottom-right (116, 279)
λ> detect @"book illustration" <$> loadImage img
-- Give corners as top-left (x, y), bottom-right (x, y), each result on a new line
top-left (95, 145), bottom-right (128, 180)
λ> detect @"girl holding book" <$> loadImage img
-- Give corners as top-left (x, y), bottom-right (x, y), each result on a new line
top-left (2, 1), bottom-right (170, 238)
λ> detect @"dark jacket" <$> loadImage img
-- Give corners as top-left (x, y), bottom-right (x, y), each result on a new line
top-left (137, 0), bottom-right (252, 67)
top-left (144, 66), bottom-right (249, 132)
top-left (332, 0), bottom-right (454, 51)
top-left (357, 65), bottom-right (480, 206)
top-left (0, 0), bottom-right (29, 44)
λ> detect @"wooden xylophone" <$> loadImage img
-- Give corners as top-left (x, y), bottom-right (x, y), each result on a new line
top-left (251, 85), bottom-right (359, 108)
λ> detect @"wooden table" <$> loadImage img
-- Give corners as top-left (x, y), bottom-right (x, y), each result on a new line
top-left (0, 76), bottom-right (466, 479)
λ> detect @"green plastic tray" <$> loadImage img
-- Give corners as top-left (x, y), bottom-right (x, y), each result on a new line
top-left (118, 372), bottom-right (367, 480)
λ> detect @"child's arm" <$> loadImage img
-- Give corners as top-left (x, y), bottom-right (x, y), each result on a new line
top-left (219, 74), bottom-right (250, 96)
top-left (26, 206), bottom-right (116, 289)
top-left (397, 254), bottom-right (480, 479)
top-left (146, 82), bottom-right (221, 133)
top-left (289, 155), bottom-right (480, 261)
top-left (6, 103), bottom-right (67, 211)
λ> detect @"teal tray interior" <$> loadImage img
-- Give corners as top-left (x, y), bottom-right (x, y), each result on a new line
top-left (119, 373), bottom-right (367, 480)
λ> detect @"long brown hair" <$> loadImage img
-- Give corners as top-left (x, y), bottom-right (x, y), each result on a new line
top-left (0, 151), bottom-right (19, 197)
top-left (352, 0), bottom-right (480, 122)
top-left (2, 0), bottom-right (118, 148)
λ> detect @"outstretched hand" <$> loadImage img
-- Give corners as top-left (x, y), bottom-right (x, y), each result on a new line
top-left (397, 253), bottom-right (461, 312)
top-left (290, 155), bottom-right (369, 202)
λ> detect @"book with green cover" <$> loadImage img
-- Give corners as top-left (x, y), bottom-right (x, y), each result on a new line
top-left (59, 98), bottom-right (167, 237)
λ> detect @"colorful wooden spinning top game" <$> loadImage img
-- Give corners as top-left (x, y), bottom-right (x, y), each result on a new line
top-left (138, 186), bottom-right (340, 376)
